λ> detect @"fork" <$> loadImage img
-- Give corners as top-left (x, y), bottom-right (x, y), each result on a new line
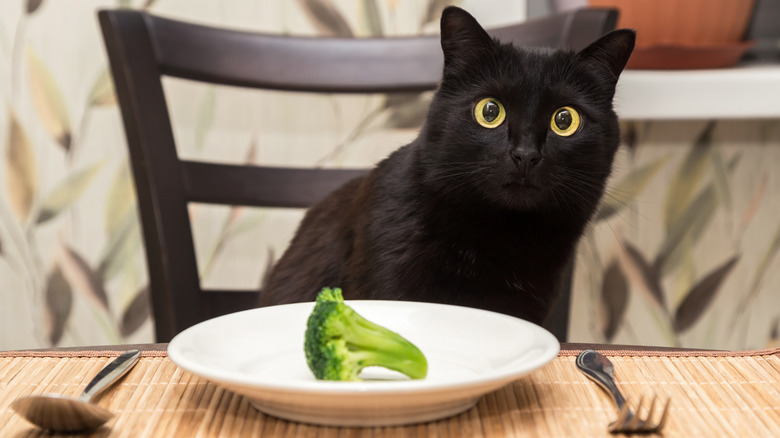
top-left (576, 350), bottom-right (670, 434)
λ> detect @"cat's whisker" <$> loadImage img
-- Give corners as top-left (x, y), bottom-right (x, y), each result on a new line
top-left (441, 173), bottom-right (495, 198)
top-left (562, 168), bottom-right (650, 218)
top-left (423, 165), bottom-right (494, 183)
top-left (549, 185), bottom-right (575, 214)
top-left (427, 166), bottom-right (496, 193)
top-left (550, 178), bottom-right (603, 215)
top-left (550, 183), bottom-right (586, 217)
top-left (427, 170), bottom-right (490, 183)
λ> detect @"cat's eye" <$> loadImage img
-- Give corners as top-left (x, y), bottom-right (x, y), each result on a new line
top-left (550, 106), bottom-right (581, 137)
top-left (474, 98), bottom-right (506, 129)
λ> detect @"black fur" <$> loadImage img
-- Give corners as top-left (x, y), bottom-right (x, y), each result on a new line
top-left (260, 7), bottom-right (635, 325)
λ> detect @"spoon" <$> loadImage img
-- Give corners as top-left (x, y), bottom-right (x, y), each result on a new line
top-left (11, 349), bottom-right (141, 432)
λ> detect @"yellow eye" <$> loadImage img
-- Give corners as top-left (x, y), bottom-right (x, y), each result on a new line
top-left (474, 98), bottom-right (506, 129)
top-left (550, 106), bottom-right (581, 137)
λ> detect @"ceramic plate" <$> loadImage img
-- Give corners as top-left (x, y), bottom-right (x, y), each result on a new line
top-left (167, 301), bottom-right (559, 426)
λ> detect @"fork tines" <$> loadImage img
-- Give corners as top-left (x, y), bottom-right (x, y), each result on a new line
top-left (608, 395), bottom-right (670, 434)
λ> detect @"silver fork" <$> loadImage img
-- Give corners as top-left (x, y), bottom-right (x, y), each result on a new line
top-left (576, 350), bottom-right (670, 434)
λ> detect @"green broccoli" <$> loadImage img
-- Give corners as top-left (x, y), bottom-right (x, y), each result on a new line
top-left (304, 287), bottom-right (428, 381)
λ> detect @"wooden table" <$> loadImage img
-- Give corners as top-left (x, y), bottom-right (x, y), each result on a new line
top-left (1, 343), bottom-right (778, 437)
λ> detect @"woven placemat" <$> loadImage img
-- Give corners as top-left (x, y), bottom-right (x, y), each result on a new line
top-left (1, 348), bottom-right (778, 437)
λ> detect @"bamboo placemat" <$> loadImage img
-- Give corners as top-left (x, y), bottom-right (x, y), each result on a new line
top-left (0, 347), bottom-right (778, 437)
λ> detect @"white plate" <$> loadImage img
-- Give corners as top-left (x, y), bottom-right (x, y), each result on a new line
top-left (168, 301), bottom-right (559, 426)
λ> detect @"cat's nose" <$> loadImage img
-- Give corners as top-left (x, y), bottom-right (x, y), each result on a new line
top-left (510, 146), bottom-right (541, 173)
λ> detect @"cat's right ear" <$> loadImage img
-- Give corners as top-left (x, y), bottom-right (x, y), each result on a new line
top-left (440, 6), bottom-right (494, 69)
top-left (574, 29), bottom-right (636, 86)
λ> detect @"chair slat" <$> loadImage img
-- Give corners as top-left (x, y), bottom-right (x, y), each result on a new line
top-left (146, 14), bottom-right (443, 93)
top-left (181, 161), bottom-right (369, 208)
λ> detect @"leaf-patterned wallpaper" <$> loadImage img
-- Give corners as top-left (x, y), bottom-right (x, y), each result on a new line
top-left (570, 120), bottom-right (780, 350)
top-left (1, 0), bottom-right (777, 350)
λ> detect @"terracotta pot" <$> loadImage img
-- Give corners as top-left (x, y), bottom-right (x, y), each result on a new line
top-left (589, 0), bottom-right (756, 47)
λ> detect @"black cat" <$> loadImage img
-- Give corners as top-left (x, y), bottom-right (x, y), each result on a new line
top-left (260, 6), bottom-right (635, 326)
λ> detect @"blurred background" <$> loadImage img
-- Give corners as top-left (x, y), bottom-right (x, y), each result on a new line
top-left (1, 0), bottom-right (779, 350)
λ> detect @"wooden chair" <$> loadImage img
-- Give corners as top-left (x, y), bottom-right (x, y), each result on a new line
top-left (98, 7), bottom-right (618, 342)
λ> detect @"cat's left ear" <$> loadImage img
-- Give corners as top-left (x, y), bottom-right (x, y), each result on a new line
top-left (573, 29), bottom-right (636, 85)
top-left (440, 6), bottom-right (494, 69)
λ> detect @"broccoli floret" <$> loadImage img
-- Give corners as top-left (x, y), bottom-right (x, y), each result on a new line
top-left (304, 287), bottom-right (428, 381)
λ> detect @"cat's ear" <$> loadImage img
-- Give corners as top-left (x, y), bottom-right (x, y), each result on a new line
top-left (440, 6), bottom-right (494, 68)
top-left (574, 29), bottom-right (636, 85)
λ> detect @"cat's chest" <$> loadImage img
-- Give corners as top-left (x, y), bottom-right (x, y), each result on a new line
top-left (403, 237), bottom-right (558, 313)
top-left (418, 236), bottom-right (535, 281)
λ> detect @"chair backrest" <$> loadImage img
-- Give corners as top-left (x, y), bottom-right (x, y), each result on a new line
top-left (98, 7), bottom-right (617, 342)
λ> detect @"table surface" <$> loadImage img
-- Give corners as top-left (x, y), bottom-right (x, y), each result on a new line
top-left (1, 343), bottom-right (778, 437)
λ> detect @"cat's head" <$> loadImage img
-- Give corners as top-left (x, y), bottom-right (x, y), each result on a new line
top-left (417, 6), bottom-right (634, 218)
